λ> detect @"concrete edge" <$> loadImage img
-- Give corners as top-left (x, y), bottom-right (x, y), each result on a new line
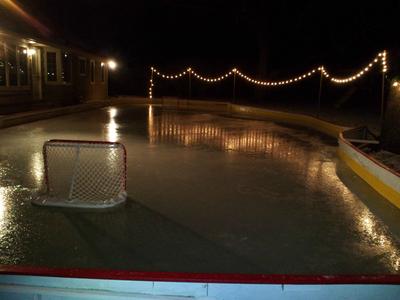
top-left (0, 96), bottom-right (399, 209)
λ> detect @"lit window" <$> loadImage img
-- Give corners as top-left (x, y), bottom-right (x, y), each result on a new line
top-left (8, 45), bottom-right (17, 86)
top-left (61, 52), bottom-right (71, 82)
top-left (18, 47), bottom-right (28, 86)
top-left (46, 52), bottom-right (57, 81)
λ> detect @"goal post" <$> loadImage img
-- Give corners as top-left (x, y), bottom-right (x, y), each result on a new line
top-left (33, 139), bottom-right (127, 208)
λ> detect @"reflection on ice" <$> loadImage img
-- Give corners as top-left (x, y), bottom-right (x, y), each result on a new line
top-left (0, 105), bottom-right (399, 273)
top-left (0, 187), bottom-right (6, 238)
top-left (0, 186), bottom-right (15, 241)
top-left (147, 107), bottom-right (400, 272)
top-left (30, 152), bottom-right (44, 187)
top-left (107, 107), bottom-right (119, 142)
top-left (358, 209), bottom-right (400, 271)
top-left (319, 159), bottom-right (400, 272)
top-left (148, 110), bottom-right (303, 159)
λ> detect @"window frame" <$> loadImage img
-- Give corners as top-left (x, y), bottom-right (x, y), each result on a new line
top-left (17, 46), bottom-right (29, 86)
top-left (90, 60), bottom-right (95, 84)
top-left (61, 51), bottom-right (72, 83)
top-left (0, 42), bottom-right (7, 88)
top-left (7, 44), bottom-right (18, 87)
top-left (0, 42), bottom-right (30, 90)
top-left (44, 47), bottom-right (72, 85)
top-left (44, 49), bottom-right (58, 83)
top-left (79, 57), bottom-right (87, 76)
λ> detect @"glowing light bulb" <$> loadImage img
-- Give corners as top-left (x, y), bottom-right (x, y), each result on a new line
top-left (26, 48), bottom-right (36, 56)
top-left (108, 60), bottom-right (117, 70)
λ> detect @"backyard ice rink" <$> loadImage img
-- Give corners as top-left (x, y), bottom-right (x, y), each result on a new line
top-left (0, 104), bottom-right (400, 274)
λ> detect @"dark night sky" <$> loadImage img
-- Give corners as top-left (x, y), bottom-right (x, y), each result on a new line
top-left (9, 0), bottom-right (400, 99)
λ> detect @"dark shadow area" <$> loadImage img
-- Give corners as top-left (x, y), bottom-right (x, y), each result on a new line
top-left (22, 198), bottom-right (262, 273)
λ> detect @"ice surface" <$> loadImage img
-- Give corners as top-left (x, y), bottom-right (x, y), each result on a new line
top-left (0, 105), bottom-right (400, 274)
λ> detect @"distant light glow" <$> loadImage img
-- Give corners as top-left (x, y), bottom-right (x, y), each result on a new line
top-left (109, 107), bottom-right (117, 119)
top-left (108, 60), bottom-right (117, 70)
top-left (22, 48), bottom-right (36, 56)
top-left (26, 48), bottom-right (36, 56)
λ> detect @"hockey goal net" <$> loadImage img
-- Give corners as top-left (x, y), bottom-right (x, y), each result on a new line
top-left (33, 139), bottom-right (127, 208)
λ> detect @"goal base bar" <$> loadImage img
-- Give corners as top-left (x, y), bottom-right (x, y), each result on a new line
top-left (32, 191), bottom-right (127, 209)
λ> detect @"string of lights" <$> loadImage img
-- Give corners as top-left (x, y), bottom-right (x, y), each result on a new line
top-left (235, 68), bottom-right (318, 86)
top-left (148, 68), bottom-right (154, 99)
top-left (148, 51), bottom-right (388, 98)
top-left (151, 66), bottom-right (188, 79)
top-left (323, 51), bottom-right (387, 83)
top-left (191, 69), bottom-right (233, 82)
top-left (148, 78), bottom-right (153, 99)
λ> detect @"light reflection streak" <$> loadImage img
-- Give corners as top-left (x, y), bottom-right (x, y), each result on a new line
top-left (149, 111), bottom-right (300, 159)
top-left (148, 105), bottom-right (154, 143)
top-left (0, 187), bottom-right (8, 239)
top-left (30, 152), bottom-right (43, 187)
top-left (308, 158), bottom-right (400, 271)
top-left (107, 107), bottom-right (119, 142)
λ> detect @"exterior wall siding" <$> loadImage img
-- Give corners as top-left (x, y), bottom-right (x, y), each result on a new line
top-left (0, 30), bottom-right (109, 113)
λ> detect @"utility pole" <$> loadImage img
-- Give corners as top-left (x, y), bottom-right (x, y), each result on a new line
top-left (233, 69), bottom-right (237, 103)
top-left (380, 71), bottom-right (386, 127)
top-left (188, 69), bottom-right (192, 99)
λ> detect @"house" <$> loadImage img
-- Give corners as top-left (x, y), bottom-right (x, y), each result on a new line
top-left (0, 24), bottom-right (110, 114)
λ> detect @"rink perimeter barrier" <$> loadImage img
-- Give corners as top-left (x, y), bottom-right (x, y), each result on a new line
top-left (1, 266), bottom-right (400, 299)
top-left (338, 131), bottom-right (400, 208)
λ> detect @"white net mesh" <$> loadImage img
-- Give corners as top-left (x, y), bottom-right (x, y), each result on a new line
top-left (33, 140), bottom-right (127, 208)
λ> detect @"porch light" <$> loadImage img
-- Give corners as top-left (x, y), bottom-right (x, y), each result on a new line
top-left (26, 48), bottom-right (36, 56)
top-left (108, 60), bottom-right (117, 70)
